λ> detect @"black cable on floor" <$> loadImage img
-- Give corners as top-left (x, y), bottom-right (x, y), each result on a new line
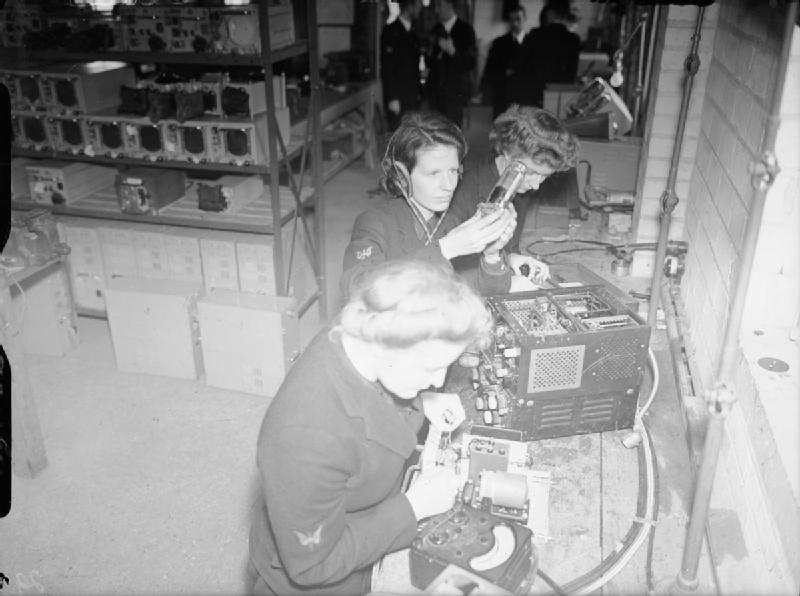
top-left (536, 568), bottom-right (567, 596)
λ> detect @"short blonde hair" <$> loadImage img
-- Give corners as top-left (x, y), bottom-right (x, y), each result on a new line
top-left (335, 260), bottom-right (493, 350)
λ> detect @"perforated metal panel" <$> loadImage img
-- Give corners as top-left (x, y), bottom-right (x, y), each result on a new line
top-left (592, 337), bottom-right (641, 381)
top-left (526, 345), bottom-right (585, 393)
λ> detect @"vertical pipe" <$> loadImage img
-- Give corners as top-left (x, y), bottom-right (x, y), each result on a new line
top-left (307, 0), bottom-right (327, 319)
top-left (646, 7), bottom-right (705, 327)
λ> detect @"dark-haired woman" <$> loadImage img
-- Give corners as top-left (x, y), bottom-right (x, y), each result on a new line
top-left (341, 111), bottom-right (516, 301)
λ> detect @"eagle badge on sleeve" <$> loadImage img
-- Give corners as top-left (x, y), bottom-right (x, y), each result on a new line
top-left (355, 246), bottom-right (373, 260)
top-left (293, 524), bottom-right (322, 550)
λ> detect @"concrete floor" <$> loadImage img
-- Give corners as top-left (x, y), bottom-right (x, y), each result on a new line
top-left (1, 108), bottom-right (715, 595)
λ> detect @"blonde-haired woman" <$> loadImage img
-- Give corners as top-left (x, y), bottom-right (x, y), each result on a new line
top-left (248, 259), bottom-right (493, 596)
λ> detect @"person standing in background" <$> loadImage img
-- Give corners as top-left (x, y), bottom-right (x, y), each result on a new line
top-left (380, 0), bottom-right (423, 131)
top-left (426, 0), bottom-right (477, 128)
top-left (480, 4), bottom-right (535, 118)
top-left (525, 0), bottom-right (581, 107)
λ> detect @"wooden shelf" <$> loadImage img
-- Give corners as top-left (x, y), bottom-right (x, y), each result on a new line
top-left (11, 183), bottom-right (313, 235)
top-left (12, 41), bottom-right (309, 67)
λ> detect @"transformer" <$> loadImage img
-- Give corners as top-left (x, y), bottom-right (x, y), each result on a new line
top-left (115, 167), bottom-right (186, 215)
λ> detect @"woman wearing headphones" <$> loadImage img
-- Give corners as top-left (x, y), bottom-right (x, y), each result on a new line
top-left (248, 259), bottom-right (493, 596)
top-left (341, 111), bottom-right (517, 300)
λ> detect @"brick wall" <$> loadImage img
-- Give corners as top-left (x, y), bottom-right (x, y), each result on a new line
top-left (641, 2), bottom-right (799, 592)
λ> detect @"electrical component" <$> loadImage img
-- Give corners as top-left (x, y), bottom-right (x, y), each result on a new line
top-left (39, 61), bottom-right (136, 116)
top-left (120, 5), bottom-right (170, 52)
top-left (220, 75), bottom-right (286, 118)
top-left (115, 167), bottom-right (186, 215)
top-left (565, 77), bottom-right (633, 138)
top-left (26, 160), bottom-right (117, 206)
top-left (194, 174), bottom-right (262, 213)
top-left (164, 118), bottom-right (214, 163)
top-left (0, 58), bottom-right (52, 111)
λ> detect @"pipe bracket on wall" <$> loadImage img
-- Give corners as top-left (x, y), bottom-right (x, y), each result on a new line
top-left (748, 150), bottom-right (780, 192)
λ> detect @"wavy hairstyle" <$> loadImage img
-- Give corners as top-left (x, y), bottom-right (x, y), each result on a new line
top-left (380, 111), bottom-right (468, 198)
top-left (489, 105), bottom-right (580, 173)
top-left (334, 260), bottom-right (493, 350)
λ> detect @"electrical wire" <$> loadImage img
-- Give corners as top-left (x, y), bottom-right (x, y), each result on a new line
top-left (537, 568), bottom-right (567, 596)
top-left (541, 342), bottom-right (660, 595)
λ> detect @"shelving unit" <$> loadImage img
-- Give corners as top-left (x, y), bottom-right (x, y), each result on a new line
top-left (7, 0), bottom-right (378, 320)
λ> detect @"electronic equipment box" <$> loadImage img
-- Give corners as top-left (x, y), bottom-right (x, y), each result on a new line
top-left (121, 117), bottom-right (168, 160)
top-left (11, 111), bottom-right (52, 151)
top-left (220, 75), bottom-right (285, 118)
top-left (463, 286), bottom-right (651, 441)
top-left (120, 5), bottom-right (170, 52)
top-left (115, 167), bottom-right (186, 215)
top-left (26, 160), bottom-right (118, 205)
top-left (85, 110), bottom-right (128, 158)
top-left (0, 58), bottom-right (53, 111)
top-left (173, 73), bottom-right (223, 115)
top-left (105, 277), bottom-right (204, 380)
top-left (209, 109), bottom-right (290, 166)
top-left (45, 114), bottom-right (90, 154)
top-left (194, 174), bottom-right (262, 213)
top-left (0, 6), bottom-right (43, 47)
top-left (11, 158), bottom-right (35, 201)
top-left (197, 289), bottom-right (301, 396)
top-left (410, 503), bottom-right (535, 596)
top-left (165, 6), bottom-right (211, 52)
top-left (39, 61), bottom-right (135, 115)
top-left (164, 118), bottom-right (214, 164)
top-left (209, 3), bottom-right (294, 54)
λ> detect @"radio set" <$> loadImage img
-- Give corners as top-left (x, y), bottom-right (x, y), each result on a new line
top-left (164, 118), bottom-right (213, 163)
top-left (11, 111), bottom-right (51, 151)
top-left (26, 160), bottom-right (117, 206)
top-left (165, 6), bottom-right (211, 52)
top-left (209, 3), bottom-right (294, 55)
top-left (194, 174), bottom-right (262, 213)
top-left (461, 285), bottom-right (651, 441)
top-left (115, 168), bottom-right (186, 215)
top-left (207, 110), bottom-right (288, 166)
top-left (120, 5), bottom-right (170, 52)
top-left (0, 6), bottom-right (43, 47)
top-left (220, 75), bottom-right (285, 118)
top-left (85, 110), bottom-right (127, 158)
top-left (173, 73), bottom-right (224, 116)
top-left (45, 114), bottom-right (90, 154)
top-left (39, 61), bottom-right (136, 116)
top-left (122, 118), bottom-right (168, 161)
top-left (1, 59), bottom-right (52, 111)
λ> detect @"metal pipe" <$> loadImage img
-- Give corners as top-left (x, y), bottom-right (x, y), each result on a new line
top-left (647, 6), bottom-right (705, 327)
top-left (671, 3), bottom-right (798, 592)
top-left (673, 385), bottom-right (735, 593)
top-left (640, 5), bottom-right (660, 134)
top-left (717, 1), bottom-right (797, 383)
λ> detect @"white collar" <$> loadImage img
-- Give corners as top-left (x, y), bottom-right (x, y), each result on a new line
top-left (442, 14), bottom-right (458, 34)
top-left (513, 31), bottom-right (525, 44)
top-left (398, 14), bottom-right (412, 32)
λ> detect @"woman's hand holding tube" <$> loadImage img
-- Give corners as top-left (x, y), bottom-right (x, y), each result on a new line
top-left (405, 468), bottom-right (461, 520)
top-left (439, 207), bottom-right (515, 260)
top-left (482, 204), bottom-right (517, 261)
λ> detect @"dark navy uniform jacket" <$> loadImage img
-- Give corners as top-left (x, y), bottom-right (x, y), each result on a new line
top-left (249, 331), bottom-right (425, 596)
top-left (341, 194), bottom-right (512, 302)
